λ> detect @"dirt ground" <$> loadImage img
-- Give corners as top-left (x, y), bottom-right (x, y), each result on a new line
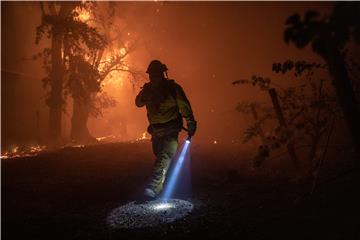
top-left (2, 141), bottom-right (359, 240)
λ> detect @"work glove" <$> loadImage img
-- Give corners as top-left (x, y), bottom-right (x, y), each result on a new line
top-left (187, 120), bottom-right (197, 138)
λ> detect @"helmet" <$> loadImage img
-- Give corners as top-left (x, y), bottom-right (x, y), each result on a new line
top-left (146, 60), bottom-right (168, 74)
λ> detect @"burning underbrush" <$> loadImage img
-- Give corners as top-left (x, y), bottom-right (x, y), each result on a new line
top-left (1, 132), bottom-right (150, 160)
top-left (1, 144), bottom-right (47, 159)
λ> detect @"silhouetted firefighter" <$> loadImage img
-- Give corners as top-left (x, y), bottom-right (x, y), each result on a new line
top-left (135, 60), bottom-right (197, 200)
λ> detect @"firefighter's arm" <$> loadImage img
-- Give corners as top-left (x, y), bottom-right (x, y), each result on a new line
top-left (174, 84), bottom-right (197, 137)
top-left (135, 84), bottom-right (151, 107)
top-left (135, 89), bottom-right (146, 107)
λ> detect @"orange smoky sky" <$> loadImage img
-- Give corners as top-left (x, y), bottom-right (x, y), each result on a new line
top-left (1, 1), bottom-right (333, 147)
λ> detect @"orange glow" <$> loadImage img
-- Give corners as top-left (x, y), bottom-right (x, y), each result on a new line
top-left (135, 131), bottom-right (150, 142)
top-left (120, 47), bottom-right (127, 56)
top-left (102, 71), bottom-right (125, 88)
top-left (72, 144), bottom-right (86, 148)
top-left (74, 6), bottom-right (91, 22)
top-left (141, 131), bottom-right (148, 140)
top-left (98, 46), bottom-right (130, 89)
top-left (1, 145), bottom-right (47, 159)
top-left (96, 135), bottom-right (117, 142)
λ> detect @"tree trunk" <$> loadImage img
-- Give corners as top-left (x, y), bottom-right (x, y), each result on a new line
top-left (70, 97), bottom-right (96, 144)
top-left (250, 104), bottom-right (266, 144)
top-left (268, 88), bottom-right (299, 167)
top-left (48, 29), bottom-right (63, 146)
top-left (308, 80), bottom-right (324, 165)
top-left (324, 48), bottom-right (360, 159)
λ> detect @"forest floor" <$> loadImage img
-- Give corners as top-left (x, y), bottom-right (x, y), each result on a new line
top-left (2, 141), bottom-right (359, 240)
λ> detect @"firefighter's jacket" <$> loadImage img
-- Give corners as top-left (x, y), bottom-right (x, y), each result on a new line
top-left (135, 79), bottom-right (195, 137)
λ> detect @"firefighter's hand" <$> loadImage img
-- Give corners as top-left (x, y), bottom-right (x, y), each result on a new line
top-left (187, 121), bottom-right (197, 137)
top-left (141, 84), bottom-right (152, 102)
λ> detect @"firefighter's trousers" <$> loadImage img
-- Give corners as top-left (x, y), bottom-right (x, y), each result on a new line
top-left (148, 132), bottom-right (178, 194)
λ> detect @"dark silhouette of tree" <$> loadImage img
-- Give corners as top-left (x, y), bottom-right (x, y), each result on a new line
top-left (284, 2), bottom-right (360, 158)
top-left (233, 60), bottom-right (337, 170)
top-left (67, 56), bottom-right (103, 144)
top-left (64, 3), bottom-right (139, 144)
top-left (36, 2), bottom-right (139, 145)
top-left (36, 2), bottom-right (79, 146)
top-left (272, 60), bottom-right (338, 168)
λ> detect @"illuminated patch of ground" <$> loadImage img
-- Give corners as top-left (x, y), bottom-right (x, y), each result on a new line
top-left (107, 199), bottom-right (193, 229)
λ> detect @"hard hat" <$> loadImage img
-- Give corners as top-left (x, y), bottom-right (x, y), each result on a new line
top-left (146, 60), bottom-right (168, 74)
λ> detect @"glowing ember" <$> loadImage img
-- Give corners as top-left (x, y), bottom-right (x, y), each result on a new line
top-left (11, 146), bottom-right (19, 153)
top-left (29, 145), bottom-right (45, 153)
top-left (213, 140), bottom-right (218, 144)
top-left (1, 145), bottom-right (47, 159)
top-left (72, 144), bottom-right (85, 148)
top-left (96, 135), bottom-right (117, 142)
top-left (135, 131), bottom-right (149, 141)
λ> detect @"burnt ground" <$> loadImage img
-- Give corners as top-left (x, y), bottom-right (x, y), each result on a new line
top-left (2, 141), bottom-right (360, 240)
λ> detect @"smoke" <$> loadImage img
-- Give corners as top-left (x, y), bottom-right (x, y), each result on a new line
top-left (1, 2), bottom-right (333, 147)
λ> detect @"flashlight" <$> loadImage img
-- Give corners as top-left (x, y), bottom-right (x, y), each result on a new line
top-left (182, 126), bottom-right (192, 143)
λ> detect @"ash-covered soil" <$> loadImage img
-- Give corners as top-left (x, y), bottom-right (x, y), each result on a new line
top-left (2, 141), bottom-right (359, 240)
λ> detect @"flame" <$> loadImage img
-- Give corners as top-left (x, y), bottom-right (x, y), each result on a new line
top-left (98, 46), bottom-right (130, 89)
top-left (1, 144), bottom-right (47, 159)
top-left (72, 144), bottom-right (85, 148)
top-left (96, 135), bottom-right (117, 142)
top-left (74, 6), bottom-right (91, 22)
top-left (119, 47), bottom-right (127, 56)
top-left (104, 73), bottom-right (125, 88)
top-left (134, 131), bottom-right (150, 142)
top-left (11, 146), bottom-right (19, 153)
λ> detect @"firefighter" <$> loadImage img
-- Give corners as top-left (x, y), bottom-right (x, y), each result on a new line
top-left (135, 60), bottom-right (197, 200)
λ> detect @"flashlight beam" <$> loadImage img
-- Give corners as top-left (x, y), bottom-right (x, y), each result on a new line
top-left (162, 140), bottom-right (190, 200)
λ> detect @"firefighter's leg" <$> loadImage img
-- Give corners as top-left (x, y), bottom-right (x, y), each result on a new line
top-left (148, 133), bottom-right (178, 195)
